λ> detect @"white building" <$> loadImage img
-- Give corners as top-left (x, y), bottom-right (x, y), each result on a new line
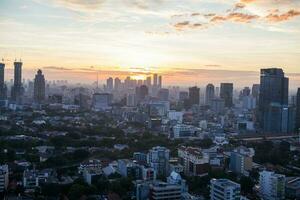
top-left (210, 179), bottom-right (241, 200)
top-left (149, 181), bottom-right (182, 200)
top-left (259, 170), bottom-right (285, 200)
top-left (0, 165), bottom-right (9, 192)
top-left (23, 169), bottom-right (50, 191)
top-left (168, 111), bottom-right (183, 123)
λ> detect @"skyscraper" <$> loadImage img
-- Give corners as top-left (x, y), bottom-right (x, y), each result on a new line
top-left (11, 61), bottom-right (23, 103)
top-left (153, 74), bottom-right (158, 86)
top-left (259, 68), bottom-right (289, 132)
top-left (114, 77), bottom-right (121, 90)
top-left (158, 75), bottom-right (162, 88)
top-left (205, 84), bottom-right (215, 106)
top-left (148, 146), bottom-right (170, 177)
top-left (136, 85), bottom-right (148, 103)
top-left (145, 76), bottom-right (151, 87)
top-left (33, 69), bottom-right (46, 104)
top-left (106, 77), bottom-right (113, 91)
top-left (189, 86), bottom-right (200, 106)
top-left (0, 62), bottom-right (7, 100)
top-left (252, 84), bottom-right (260, 99)
top-left (220, 83), bottom-right (233, 108)
top-left (296, 88), bottom-right (300, 131)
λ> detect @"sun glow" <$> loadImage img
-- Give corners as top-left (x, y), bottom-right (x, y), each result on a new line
top-left (130, 75), bottom-right (146, 80)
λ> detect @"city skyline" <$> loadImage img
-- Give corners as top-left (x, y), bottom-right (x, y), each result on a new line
top-left (0, 0), bottom-right (300, 87)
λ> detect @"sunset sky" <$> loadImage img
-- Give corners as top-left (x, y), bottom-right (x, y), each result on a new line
top-left (0, 0), bottom-right (300, 87)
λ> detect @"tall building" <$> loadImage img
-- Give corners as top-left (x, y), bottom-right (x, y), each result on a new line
top-left (148, 146), bottom-right (170, 177)
top-left (179, 91), bottom-right (188, 102)
top-left (0, 62), bottom-right (7, 100)
top-left (157, 88), bottom-right (169, 101)
top-left (178, 146), bottom-right (209, 176)
top-left (106, 77), bottom-right (113, 91)
top-left (0, 165), bottom-right (9, 192)
top-left (145, 76), bottom-right (151, 87)
top-left (264, 103), bottom-right (295, 134)
top-left (229, 146), bottom-right (255, 175)
top-left (188, 86), bottom-right (200, 106)
top-left (252, 84), bottom-right (260, 99)
top-left (296, 88), bottom-right (300, 131)
top-left (153, 74), bottom-right (158, 87)
top-left (259, 170), bottom-right (285, 200)
top-left (205, 84), bottom-right (215, 106)
top-left (210, 179), bottom-right (241, 200)
top-left (11, 61), bottom-right (23, 103)
top-left (259, 68), bottom-right (289, 132)
top-left (158, 75), bottom-right (162, 88)
top-left (220, 83), bottom-right (233, 108)
top-left (136, 85), bottom-right (148, 103)
top-left (114, 77), bottom-right (121, 90)
top-left (33, 69), bottom-right (46, 104)
top-left (92, 93), bottom-right (112, 111)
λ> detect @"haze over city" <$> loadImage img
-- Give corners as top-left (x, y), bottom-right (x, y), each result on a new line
top-left (1, 0), bottom-right (300, 87)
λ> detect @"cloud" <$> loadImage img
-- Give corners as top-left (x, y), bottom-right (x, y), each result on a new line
top-left (51, 0), bottom-right (105, 12)
top-left (265, 9), bottom-right (300, 22)
top-left (43, 66), bottom-right (73, 71)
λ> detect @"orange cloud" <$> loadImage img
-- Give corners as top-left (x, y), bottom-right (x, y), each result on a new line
top-left (265, 9), bottom-right (300, 22)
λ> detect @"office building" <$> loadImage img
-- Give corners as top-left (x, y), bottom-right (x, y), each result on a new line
top-left (0, 165), bottom-right (9, 192)
top-left (92, 93), bottom-right (112, 111)
top-left (153, 74), bottom-right (158, 87)
top-left (179, 91), bottom-right (188, 101)
top-left (0, 62), bottom-right (7, 100)
top-left (285, 177), bottom-right (300, 199)
top-left (149, 181), bottom-right (182, 200)
top-left (252, 84), bottom-right (260, 99)
top-left (158, 75), bottom-right (162, 88)
top-left (229, 146), bottom-right (255, 175)
top-left (205, 84), bottom-right (215, 106)
top-left (259, 68), bottom-right (289, 132)
top-left (259, 170), bottom-right (285, 200)
top-left (210, 179), bottom-right (241, 200)
top-left (178, 146), bottom-right (209, 176)
top-left (189, 86), bottom-right (200, 106)
top-left (157, 88), bottom-right (169, 101)
top-left (296, 88), bottom-right (300, 131)
top-left (148, 146), bottom-right (170, 177)
top-left (11, 61), bottom-right (24, 103)
top-left (114, 77), bottom-right (121, 90)
top-left (136, 85), bottom-right (148, 103)
top-left (145, 76), bottom-right (151, 87)
top-left (106, 77), bottom-right (113, 91)
top-left (211, 98), bottom-right (225, 114)
top-left (33, 69), bottom-right (46, 104)
top-left (264, 103), bottom-right (295, 134)
top-left (220, 83), bottom-right (233, 108)
top-left (126, 93), bottom-right (137, 107)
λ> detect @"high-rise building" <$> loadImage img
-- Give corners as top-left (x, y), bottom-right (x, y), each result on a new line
top-left (229, 146), bottom-right (255, 175)
top-left (158, 75), bottom-right (162, 88)
top-left (220, 83), bottom-right (233, 108)
top-left (11, 61), bottom-right (24, 103)
top-left (259, 170), bottom-right (285, 200)
top-left (252, 84), bottom-right (260, 99)
top-left (211, 98), bottom-right (225, 114)
top-left (126, 93), bottom-right (137, 107)
top-left (136, 85), bottom-right (148, 103)
top-left (188, 86), bottom-right (200, 106)
top-left (157, 88), bottom-right (169, 101)
top-left (145, 76), bottom-right (151, 87)
top-left (148, 146), bottom-right (170, 177)
top-left (264, 103), bottom-right (295, 134)
top-left (92, 93), bottom-right (112, 111)
top-left (179, 91), bottom-right (188, 102)
top-left (106, 77), bottom-right (113, 91)
top-left (259, 68), bottom-right (289, 132)
top-left (0, 62), bottom-right (7, 100)
top-left (296, 88), bottom-right (300, 131)
top-left (241, 87), bottom-right (251, 97)
top-left (0, 164), bottom-right (9, 192)
top-left (210, 179), bottom-right (241, 200)
top-left (114, 77), bottom-right (121, 90)
top-left (178, 146), bottom-right (209, 176)
top-left (33, 69), bottom-right (46, 104)
top-left (205, 84), bottom-right (215, 106)
top-left (153, 74), bottom-right (158, 86)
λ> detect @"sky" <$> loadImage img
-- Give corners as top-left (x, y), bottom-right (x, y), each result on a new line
top-left (0, 0), bottom-right (300, 88)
